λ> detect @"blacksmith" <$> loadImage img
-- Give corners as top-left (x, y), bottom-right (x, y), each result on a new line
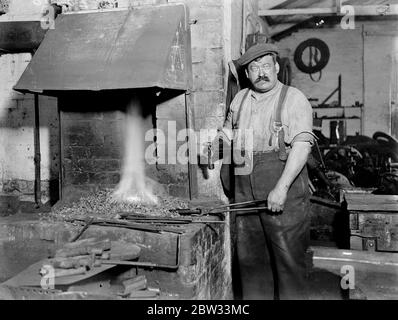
top-left (217, 43), bottom-right (316, 299)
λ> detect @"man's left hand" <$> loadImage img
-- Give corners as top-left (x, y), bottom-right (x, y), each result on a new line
top-left (267, 186), bottom-right (288, 212)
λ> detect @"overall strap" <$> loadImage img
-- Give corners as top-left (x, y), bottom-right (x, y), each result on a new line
top-left (275, 85), bottom-right (289, 161)
top-left (235, 88), bottom-right (251, 128)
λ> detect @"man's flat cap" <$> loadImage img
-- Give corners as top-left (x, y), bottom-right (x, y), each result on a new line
top-left (237, 43), bottom-right (279, 66)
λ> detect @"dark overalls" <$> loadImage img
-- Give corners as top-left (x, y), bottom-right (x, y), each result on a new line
top-left (233, 152), bottom-right (310, 300)
top-left (224, 86), bottom-right (311, 300)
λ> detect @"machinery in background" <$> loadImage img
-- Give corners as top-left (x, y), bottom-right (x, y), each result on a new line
top-left (308, 131), bottom-right (398, 201)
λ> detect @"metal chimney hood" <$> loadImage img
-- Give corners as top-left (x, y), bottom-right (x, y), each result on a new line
top-left (14, 4), bottom-right (192, 95)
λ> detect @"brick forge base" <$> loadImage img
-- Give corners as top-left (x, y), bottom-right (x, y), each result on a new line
top-left (0, 218), bottom-right (232, 299)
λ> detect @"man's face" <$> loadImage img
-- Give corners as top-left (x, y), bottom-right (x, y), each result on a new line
top-left (245, 54), bottom-right (279, 93)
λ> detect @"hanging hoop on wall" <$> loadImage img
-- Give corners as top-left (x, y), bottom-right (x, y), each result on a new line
top-left (294, 38), bottom-right (330, 75)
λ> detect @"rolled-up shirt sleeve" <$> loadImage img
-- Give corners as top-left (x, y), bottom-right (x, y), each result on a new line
top-left (284, 88), bottom-right (317, 146)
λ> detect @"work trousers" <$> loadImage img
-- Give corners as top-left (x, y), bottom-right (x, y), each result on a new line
top-left (232, 152), bottom-right (310, 300)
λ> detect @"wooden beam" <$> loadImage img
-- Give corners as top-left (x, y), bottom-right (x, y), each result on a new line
top-left (259, 4), bottom-right (398, 17)
top-left (269, 22), bottom-right (306, 37)
top-left (258, 0), bottom-right (292, 10)
top-left (311, 246), bottom-right (398, 267)
top-left (336, 0), bottom-right (341, 14)
top-left (259, 7), bottom-right (336, 16)
top-left (344, 193), bottom-right (398, 212)
top-left (354, 4), bottom-right (398, 16)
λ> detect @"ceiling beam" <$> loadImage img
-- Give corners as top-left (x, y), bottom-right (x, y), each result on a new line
top-left (259, 4), bottom-right (398, 17)
top-left (258, 0), bottom-right (294, 10)
top-left (354, 5), bottom-right (398, 16)
top-left (268, 22), bottom-right (302, 37)
top-left (259, 7), bottom-right (336, 16)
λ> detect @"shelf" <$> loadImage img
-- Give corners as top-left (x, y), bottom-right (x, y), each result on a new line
top-left (314, 117), bottom-right (360, 120)
top-left (312, 106), bottom-right (362, 109)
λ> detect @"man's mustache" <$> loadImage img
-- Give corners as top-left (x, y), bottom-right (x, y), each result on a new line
top-left (255, 76), bottom-right (270, 83)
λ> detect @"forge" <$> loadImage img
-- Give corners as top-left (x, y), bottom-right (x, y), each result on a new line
top-left (0, 4), bottom-right (234, 300)
top-left (0, 211), bottom-right (232, 300)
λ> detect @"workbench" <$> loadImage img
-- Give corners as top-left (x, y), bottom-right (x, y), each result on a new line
top-left (342, 189), bottom-right (398, 252)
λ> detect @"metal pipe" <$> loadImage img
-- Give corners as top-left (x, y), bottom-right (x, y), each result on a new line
top-left (320, 87), bottom-right (339, 106)
top-left (212, 206), bottom-right (269, 214)
top-left (361, 24), bottom-right (365, 135)
top-left (184, 91), bottom-right (198, 199)
top-left (208, 198), bottom-right (267, 212)
top-left (338, 74), bottom-right (342, 108)
top-left (58, 103), bottom-right (63, 200)
top-left (34, 93), bottom-right (42, 207)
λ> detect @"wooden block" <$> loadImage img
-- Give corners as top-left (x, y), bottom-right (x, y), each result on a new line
top-left (127, 290), bottom-right (158, 299)
top-left (101, 252), bottom-right (110, 260)
top-left (123, 276), bottom-right (147, 295)
top-left (53, 267), bottom-right (87, 278)
top-left (355, 213), bottom-right (398, 251)
top-left (49, 255), bottom-right (92, 269)
top-left (55, 239), bottom-right (111, 258)
top-left (122, 275), bottom-right (146, 288)
top-left (345, 193), bottom-right (398, 211)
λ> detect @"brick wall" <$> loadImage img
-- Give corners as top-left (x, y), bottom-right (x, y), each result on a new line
top-left (60, 94), bottom-right (191, 198)
top-left (61, 108), bottom-right (123, 191)
top-left (0, 1), bottom-right (59, 204)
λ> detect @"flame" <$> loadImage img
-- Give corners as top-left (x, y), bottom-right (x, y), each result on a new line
top-left (112, 94), bottom-right (158, 205)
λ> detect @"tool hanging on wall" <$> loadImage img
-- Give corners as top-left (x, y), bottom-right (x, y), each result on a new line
top-left (294, 38), bottom-right (330, 82)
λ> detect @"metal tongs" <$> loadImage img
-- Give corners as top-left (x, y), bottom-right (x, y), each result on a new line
top-left (173, 199), bottom-right (268, 216)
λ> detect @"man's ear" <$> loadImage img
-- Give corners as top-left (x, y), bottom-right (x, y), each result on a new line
top-left (245, 69), bottom-right (249, 78)
top-left (275, 62), bottom-right (280, 75)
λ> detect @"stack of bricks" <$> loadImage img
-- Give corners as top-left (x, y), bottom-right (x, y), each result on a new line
top-left (177, 222), bottom-right (232, 299)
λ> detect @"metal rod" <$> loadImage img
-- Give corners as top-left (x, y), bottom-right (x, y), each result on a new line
top-left (184, 91), bottom-right (198, 200)
top-left (361, 24), bottom-right (365, 135)
top-left (338, 74), bottom-right (342, 108)
top-left (184, 92), bottom-right (193, 200)
top-left (208, 199), bottom-right (267, 212)
top-left (58, 102), bottom-right (63, 200)
top-left (95, 222), bottom-right (184, 234)
top-left (65, 217), bottom-right (184, 234)
top-left (320, 87), bottom-right (339, 106)
top-left (70, 217), bottom-right (94, 242)
top-left (34, 93), bottom-right (42, 207)
top-left (211, 206), bottom-right (269, 214)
